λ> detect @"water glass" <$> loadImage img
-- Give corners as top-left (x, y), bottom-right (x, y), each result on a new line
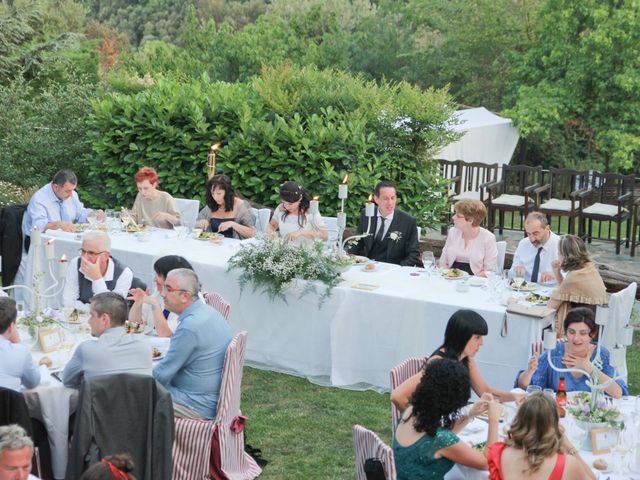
top-left (543, 388), bottom-right (555, 398)
top-left (421, 251), bottom-right (435, 273)
top-left (526, 385), bottom-right (542, 395)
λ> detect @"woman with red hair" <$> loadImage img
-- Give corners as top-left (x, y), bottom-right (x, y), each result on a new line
top-left (127, 167), bottom-right (181, 229)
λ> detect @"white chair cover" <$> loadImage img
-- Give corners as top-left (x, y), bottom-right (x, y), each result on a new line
top-left (172, 331), bottom-right (261, 480)
top-left (322, 216), bottom-right (339, 244)
top-left (252, 208), bottom-right (272, 233)
top-left (204, 291), bottom-right (231, 321)
top-left (175, 198), bottom-right (200, 229)
top-left (601, 282), bottom-right (637, 382)
top-left (389, 357), bottom-right (426, 434)
top-left (353, 424), bottom-right (396, 480)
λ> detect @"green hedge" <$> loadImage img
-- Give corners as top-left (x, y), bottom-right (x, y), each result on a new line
top-left (87, 65), bottom-right (456, 229)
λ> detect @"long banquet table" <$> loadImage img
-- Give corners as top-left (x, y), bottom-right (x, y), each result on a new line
top-left (26, 229), bottom-right (552, 392)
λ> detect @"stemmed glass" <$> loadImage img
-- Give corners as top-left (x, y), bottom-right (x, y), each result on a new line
top-left (421, 251), bottom-right (435, 275)
top-left (615, 425), bottom-right (634, 475)
top-left (86, 211), bottom-right (98, 227)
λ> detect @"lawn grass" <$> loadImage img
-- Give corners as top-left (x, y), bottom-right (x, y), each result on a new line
top-left (241, 325), bottom-right (640, 479)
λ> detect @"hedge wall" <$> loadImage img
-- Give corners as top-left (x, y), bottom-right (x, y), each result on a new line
top-left (86, 65), bottom-right (457, 228)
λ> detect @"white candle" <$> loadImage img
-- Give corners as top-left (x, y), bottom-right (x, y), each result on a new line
top-left (609, 346), bottom-right (625, 368)
top-left (543, 330), bottom-right (557, 350)
top-left (31, 227), bottom-right (42, 247)
top-left (45, 239), bottom-right (55, 260)
top-left (309, 197), bottom-right (319, 215)
top-left (365, 194), bottom-right (375, 217)
top-left (59, 255), bottom-right (68, 278)
top-left (621, 325), bottom-right (634, 346)
top-left (338, 173), bottom-right (349, 199)
top-left (595, 305), bottom-right (609, 326)
top-left (337, 212), bottom-right (347, 229)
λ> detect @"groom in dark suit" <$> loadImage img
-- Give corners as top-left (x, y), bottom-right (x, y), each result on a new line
top-left (348, 181), bottom-right (420, 266)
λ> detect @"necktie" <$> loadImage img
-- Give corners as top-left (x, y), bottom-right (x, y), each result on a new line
top-left (531, 247), bottom-right (543, 283)
top-left (58, 200), bottom-right (70, 222)
top-left (162, 309), bottom-right (170, 319)
top-left (375, 217), bottom-right (386, 243)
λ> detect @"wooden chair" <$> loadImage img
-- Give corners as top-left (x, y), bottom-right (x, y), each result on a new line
top-left (353, 425), bottom-right (396, 480)
top-left (389, 356), bottom-right (426, 434)
top-left (486, 165), bottom-right (543, 234)
top-left (578, 172), bottom-right (634, 254)
top-left (631, 197), bottom-right (640, 257)
top-left (534, 167), bottom-right (590, 234)
top-left (172, 331), bottom-right (262, 480)
top-left (451, 161), bottom-right (499, 203)
top-left (204, 291), bottom-right (231, 321)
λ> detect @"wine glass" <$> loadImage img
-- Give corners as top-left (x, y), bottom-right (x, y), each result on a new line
top-left (615, 425), bottom-right (633, 475)
top-left (421, 251), bottom-right (435, 272)
top-left (526, 385), bottom-right (542, 395)
top-left (86, 211), bottom-right (98, 227)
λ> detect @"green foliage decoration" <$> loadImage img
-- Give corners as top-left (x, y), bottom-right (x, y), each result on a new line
top-left (86, 64), bottom-right (456, 230)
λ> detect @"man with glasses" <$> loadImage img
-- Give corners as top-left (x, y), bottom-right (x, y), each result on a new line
top-left (62, 292), bottom-right (152, 387)
top-left (22, 170), bottom-right (104, 243)
top-left (509, 212), bottom-right (561, 285)
top-left (62, 231), bottom-right (133, 310)
top-left (153, 268), bottom-right (232, 419)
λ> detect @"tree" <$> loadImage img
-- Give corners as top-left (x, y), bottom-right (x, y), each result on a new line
top-left (507, 0), bottom-right (640, 173)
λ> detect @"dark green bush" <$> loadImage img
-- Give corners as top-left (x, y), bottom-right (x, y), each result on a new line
top-left (87, 65), bottom-right (456, 229)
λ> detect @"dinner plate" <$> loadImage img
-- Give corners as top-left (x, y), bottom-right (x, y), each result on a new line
top-left (441, 269), bottom-right (469, 280)
top-left (361, 264), bottom-right (378, 273)
top-left (525, 293), bottom-right (550, 305)
top-left (509, 282), bottom-right (538, 291)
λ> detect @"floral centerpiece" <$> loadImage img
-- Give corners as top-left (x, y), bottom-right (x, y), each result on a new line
top-left (19, 308), bottom-right (64, 338)
top-left (566, 391), bottom-right (623, 450)
top-left (227, 236), bottom-right (344, 304)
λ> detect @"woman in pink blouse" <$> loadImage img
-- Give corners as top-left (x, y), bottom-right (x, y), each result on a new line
top-left (439, 199), bottom-right (497, 277)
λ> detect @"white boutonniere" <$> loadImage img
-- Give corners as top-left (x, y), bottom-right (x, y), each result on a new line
top-left (389, 231), bottom-right (402, 242)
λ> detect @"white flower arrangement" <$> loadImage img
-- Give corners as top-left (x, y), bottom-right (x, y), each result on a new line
top-left (227, 236), bottom-right (343, 304)
top-left (389, 231), bottom-right (402, 242)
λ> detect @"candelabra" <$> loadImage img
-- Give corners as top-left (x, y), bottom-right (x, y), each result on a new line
top-left (1, 228), bottom-right (68, 312)
top-left (542, 305), bottom-right (629, 407)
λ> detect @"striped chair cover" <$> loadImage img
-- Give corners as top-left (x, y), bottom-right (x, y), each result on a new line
top-left (389, 357), bottom-right (426, 434)
top-left (172, 331), bottom-right (262, 480)
top-left (204, 291), bottom-right (231, 321)
top-left (353, 425), bottom-right (396, 480)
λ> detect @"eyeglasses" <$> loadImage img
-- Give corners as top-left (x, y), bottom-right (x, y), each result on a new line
top-left (79, 248), bottom-right (106, 257)
top-left (161, 284), bottom-right (189, 294)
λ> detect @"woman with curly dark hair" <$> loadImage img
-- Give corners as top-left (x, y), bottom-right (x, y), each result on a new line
top-left (547, 234), bottom-right (607, 332)
top-left (196, 174), bottom-right (256, 239)
top-left (80, 453), bottom-right (137, 480)
top-left (266, 181), bottom-right (328, 242)
top-left (391, 310), bottom-right (524, 413)
top-left (394, 358), bottom-right (501, 479)
top-left (487, 392), bottom-right (595, 479)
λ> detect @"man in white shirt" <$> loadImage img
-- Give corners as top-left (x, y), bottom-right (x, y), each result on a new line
top-left (0, 425), bottom-right (40, 480)
top-left (0, 298), bottom-right (40, 392)
top-left (62, 231), bottom-right (133, 310)
top-left (509, 212), bottom-right (561, 284)
top-left (21, 170), bottom-right (103, 244)
top-left (63, 292), bottom-right (152, 387)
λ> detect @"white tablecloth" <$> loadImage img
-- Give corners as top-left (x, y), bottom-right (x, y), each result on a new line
top-left (25, 230), bottom-right (551, 392)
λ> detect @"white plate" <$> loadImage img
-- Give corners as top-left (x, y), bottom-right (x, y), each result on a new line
top-left (509, 282), bottom-right (538, 291)
top-left (441, 269), bottom-right (469, 280)
top-left (361, 265), bottom-right (378, 273)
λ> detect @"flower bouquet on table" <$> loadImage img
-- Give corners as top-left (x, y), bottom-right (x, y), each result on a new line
top-left (567, 391), bottom-right (623, 450)
top-left (19, 308), bottom-right (64, 338)
top-left (227, 235), bottom-right (344, 304)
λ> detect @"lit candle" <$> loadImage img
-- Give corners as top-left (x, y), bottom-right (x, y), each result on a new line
top-left (45, 239), bottom-right (55, 260)
top-left (31, 227), bottom-right (42, 247)
top-left (309, 196), bottom-right (320, 215)
top-left (365, 194), bottom-right (375, 217)
top-left (543, 330), bottom-right (557, 351)
top-left (610, 346), bottom-right (625, 368)
top-left (621, 325), bottom-right (634, 346)
top-left (595, 305), bottom-right (609, 326)
top-left (337, 212), bottom-right (347, 229)
top-left (59, 254), bottom-right (68, 278)
top-left (338, 173), bottom-right (349, 199)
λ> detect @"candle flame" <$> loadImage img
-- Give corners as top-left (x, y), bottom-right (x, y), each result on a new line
top-left (60, 254), bottom-right (67, 262)
top-left (341, 173), bottom-right (349, 184)
top-left (313, 195), bottom-right (320, 201)
top-left (211, 142), bottom-right (221, 152)
top-left (368, 194), bottom-right (373, 202)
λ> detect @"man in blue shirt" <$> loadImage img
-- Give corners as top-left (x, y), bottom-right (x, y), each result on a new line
top-left (153, 268), bottom-right (232, 419)
top-left (22, 170), bottom-right (103, 242)
top-left (0, 297), bottom-right (40, 391)
top-left (63, 292), bottom-right (152, 387)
